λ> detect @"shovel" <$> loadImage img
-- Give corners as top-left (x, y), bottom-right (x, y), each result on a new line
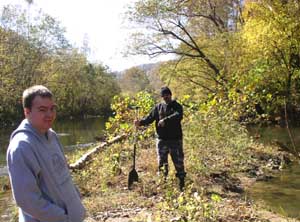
top-left (128, 106), bottom-right (139, 190)
top-left (128, 142), bottom-right (138, 189)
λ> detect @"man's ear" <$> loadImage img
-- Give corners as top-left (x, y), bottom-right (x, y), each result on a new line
top-left (24, 108), bottom-right (30, 117)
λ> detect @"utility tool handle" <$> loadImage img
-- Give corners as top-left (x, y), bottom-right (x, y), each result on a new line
top-left (133, 143), bottom-right (136, 167)
top-left (132, 107), bottom-right (139, 168)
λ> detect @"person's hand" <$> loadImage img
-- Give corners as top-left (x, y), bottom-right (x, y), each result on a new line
top-left (134, 119), bottom-right (140, 127)
top-left (158, 119), bottom-right (165, 127)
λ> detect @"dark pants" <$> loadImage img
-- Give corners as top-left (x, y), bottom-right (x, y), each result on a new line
top-left (156, 139), bottom-right (186, 178)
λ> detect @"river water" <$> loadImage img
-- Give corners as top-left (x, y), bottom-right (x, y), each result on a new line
top-left (248, 126), bottom-right (300, 219)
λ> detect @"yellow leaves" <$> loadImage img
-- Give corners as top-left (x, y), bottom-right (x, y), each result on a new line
top-left (266, 93), bottom-right (272, 101)
top-left (105, 121), bottom-right (112, 130)
top-left (242, 0), bottom-right (299, 58)
top-left (183, 94), bottom-right (191, 100)
top-left (209, 98), bottom-right (217, 106)
top-left (177, 195), bottom-right (185, 204)
top-left (211, 193), bottom-right (222, 203)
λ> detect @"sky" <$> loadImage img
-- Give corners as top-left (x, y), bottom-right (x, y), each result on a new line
top-left (0, 0), bottom-right (165, 72)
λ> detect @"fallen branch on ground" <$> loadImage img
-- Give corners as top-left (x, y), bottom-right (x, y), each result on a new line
top-left (69, 134), bottom-right (127, 170)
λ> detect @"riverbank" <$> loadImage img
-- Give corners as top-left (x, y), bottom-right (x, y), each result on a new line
top-left (1, 139), bottom-right (299, 222)
top-left (0, 174), bottom-right (17, 222)
top-left (68, 136), bottom-right (299, 222)
top-left (2, 132), bottom-right (299, 222)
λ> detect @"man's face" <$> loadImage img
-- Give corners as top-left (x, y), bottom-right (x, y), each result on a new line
top-left (24, 96), bottom-right (57, 134)
top-left (162, 93), bottom-right (172, 104)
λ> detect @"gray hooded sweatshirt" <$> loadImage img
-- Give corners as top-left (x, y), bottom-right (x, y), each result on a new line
top-left (7, 119), bottom-right (86, 222)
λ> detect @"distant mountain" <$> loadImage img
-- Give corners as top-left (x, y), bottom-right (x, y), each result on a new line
top-left (137, 63), bottom-right (159, 72)
top-left (114, 62), bottom-right (165, 94)
top-left (113, 62), bottom-right (160, 79)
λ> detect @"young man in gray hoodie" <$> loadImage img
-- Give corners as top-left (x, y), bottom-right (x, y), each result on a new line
top-left (6, 85), bottom-right (86, 222)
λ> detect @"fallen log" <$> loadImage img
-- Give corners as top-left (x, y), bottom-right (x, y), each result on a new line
top-left (69, 134), bottom-right (126, 170)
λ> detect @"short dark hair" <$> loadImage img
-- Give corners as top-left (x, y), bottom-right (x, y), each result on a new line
top-left (22, 85), bottom-right (53, 109)
top-left (160, 86), bottom-right (172, 96)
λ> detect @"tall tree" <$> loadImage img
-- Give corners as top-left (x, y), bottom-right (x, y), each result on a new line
top-left (126, 0), bottom-right (244, 96)
top-left (238, 0), bottom-right (300, 116)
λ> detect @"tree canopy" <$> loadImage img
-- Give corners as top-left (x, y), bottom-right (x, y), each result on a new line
top-left (126, 0), bottom-right (300, 122)
top-left (0, 4), bottom-right (120, 125)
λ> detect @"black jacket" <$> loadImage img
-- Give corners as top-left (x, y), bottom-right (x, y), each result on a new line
top-left (140, 100), bottom-right (183, 140)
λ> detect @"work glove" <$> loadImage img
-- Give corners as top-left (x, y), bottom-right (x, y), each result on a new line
top-left (158, 119), bottom-right (165, 127)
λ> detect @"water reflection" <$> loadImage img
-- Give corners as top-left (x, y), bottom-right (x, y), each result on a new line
top-left (53, 117), bottom-right (106, 147)
top-left (248, 126), bottom-right (300, 219)
top-left (248, 125), bottom-right (300, 151)
top-left (249, 164), bottom-right (300, 218)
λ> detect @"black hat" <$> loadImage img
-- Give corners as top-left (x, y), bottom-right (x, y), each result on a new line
top-left (160, 86), bottom-right (172, 96)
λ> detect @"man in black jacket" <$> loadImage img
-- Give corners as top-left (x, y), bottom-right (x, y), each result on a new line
top-left (134, 87), bottom-right (186, 191)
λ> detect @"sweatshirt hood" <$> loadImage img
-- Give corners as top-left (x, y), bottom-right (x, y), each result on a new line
top-left (10, 119), bottom-right (52, 142)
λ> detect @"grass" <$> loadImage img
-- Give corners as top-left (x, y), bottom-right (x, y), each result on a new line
top-left (69, 139), bottom-right (191, 219)
top-left (67, 137), bottom-right (284, 221)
